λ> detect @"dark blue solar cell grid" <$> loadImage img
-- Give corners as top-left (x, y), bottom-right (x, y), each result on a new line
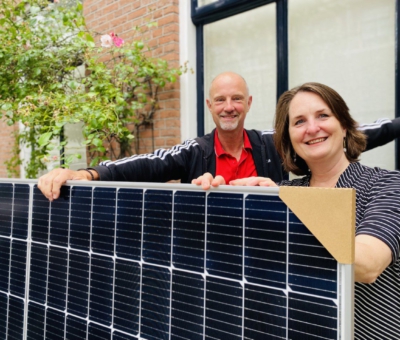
top-left (113, 259), bottom-right (140, 334)
top-left (32, 185), bottom-right (50, 243)
top-left (0, 180), bottom-right (348, 339)
top-left (70, 186), bottom-right (92, 251)
top-left (0, 238), bottom-right (10, 292)
top-left (288, 211), bottom-right (337, 299)
top-left (29, 243), bottom-right (48, 304)
top-left (0, 293), bottom-right (7, 338)
top-left (88, 322), bottom-right (111, 340)
top-left (205, 276), bottom-right (243, 339)
top-left (116, 188), bottom-right (143, 260)
top-left (143, 190), bottom-right (173, 266)
top-left (245, 194), bottom-right (287, 288)
top-left (12, 184), bottom-right (29, 239)
top-left (8, 296), bottom-right (24, 340)
top-left (288, 292), bottom-right (337, 339)
top-left (50, 186), bottom-right (70, 247)
top-left (244, 283), bottom-right (287, 339)
top-left (0, 183), bottom-right (13, 237)
top-left (89, 255), bottom-right (114, 326)
top-left (207, 192), bottom-right (243, 280)
top-left (141, 264), bottom-right (171, 340)
top-left (113, 332), bottom-right (138, 340)
top-left (48, 247), bottom-right (68, 309)
top-left (92, 188), bottom-right (116, 255)
top-left (46, 308), bottom-right (65, 339)
top-left (10, 240), bottom-right (27, 298)
top-left (67, 250), bottom-right (90, 318)
top-left (173, 191), bottom-right (206, 272)
top-left (27, 302), bottom-right (45, 340)
top-left (66, 315), bottom-right (87, 339)
top-left (171, 271), bottom-right (204, 340)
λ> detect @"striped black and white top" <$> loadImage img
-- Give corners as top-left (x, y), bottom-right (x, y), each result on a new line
top-left (280, 162), bottom-right (400, 340)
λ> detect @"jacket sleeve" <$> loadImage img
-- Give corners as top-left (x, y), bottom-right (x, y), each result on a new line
top-left (91, 139), bottom-right (199, 182)
top-left (359, 118), bottom-right (400, 151)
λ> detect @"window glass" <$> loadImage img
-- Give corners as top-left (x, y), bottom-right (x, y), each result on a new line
top-left (203, 3), bottom-right (277, 133)
top-left (289, 0), bottom-right (395, 169)
top-left (198, 0), bottom-right (218, 7)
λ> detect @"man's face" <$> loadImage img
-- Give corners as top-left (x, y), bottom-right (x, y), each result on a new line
top-left (206, 74), bottom-right (252, 133)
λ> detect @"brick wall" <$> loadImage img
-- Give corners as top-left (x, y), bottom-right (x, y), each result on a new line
top-left (0, 119), bottom-right (19, 178)
top-left (84, 0), bottom-right (181, 155)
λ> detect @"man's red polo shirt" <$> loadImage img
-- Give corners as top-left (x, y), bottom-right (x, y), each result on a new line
top-left (214, 130), bottom-right (257, 184)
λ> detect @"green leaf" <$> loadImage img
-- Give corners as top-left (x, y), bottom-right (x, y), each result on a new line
top-left (85, 33), bottom-right (94, 43)
top-left (38, 132), bottom-right (53, 147)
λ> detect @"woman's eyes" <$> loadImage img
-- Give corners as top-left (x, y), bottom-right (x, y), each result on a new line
top-left (293, 114), bottom-right (329, 125)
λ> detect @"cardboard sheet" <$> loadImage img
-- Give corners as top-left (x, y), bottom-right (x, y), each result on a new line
top-left (279, 186), bottom-right (355, 264)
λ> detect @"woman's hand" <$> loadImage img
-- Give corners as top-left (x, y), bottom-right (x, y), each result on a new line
top-left (229, 177), bottom-right (277, 187)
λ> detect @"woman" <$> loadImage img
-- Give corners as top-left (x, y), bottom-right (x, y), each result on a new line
top-left (261, 82), bottom-right (399, 339)
top-left (193, 83), bottom-right (400, 338)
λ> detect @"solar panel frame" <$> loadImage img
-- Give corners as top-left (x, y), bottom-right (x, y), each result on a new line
top-left (0, 178), bottom-right (354, 339)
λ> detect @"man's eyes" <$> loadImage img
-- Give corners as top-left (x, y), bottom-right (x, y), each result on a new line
top-left (214, 96), bottom-right (243, 102)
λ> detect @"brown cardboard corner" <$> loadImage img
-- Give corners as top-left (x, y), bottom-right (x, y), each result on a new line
top-left (279, 186), bottom-right (355, 264)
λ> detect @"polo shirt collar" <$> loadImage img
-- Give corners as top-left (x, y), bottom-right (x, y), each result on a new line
top-left (214, 129), bottom-right (252, 157)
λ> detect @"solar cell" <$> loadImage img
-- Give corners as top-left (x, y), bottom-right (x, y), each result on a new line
top-left (0, 179), bottom-right (353, 339)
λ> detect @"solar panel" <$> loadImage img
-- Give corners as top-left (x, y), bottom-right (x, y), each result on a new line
top-left (0, 179), bottom-right (354, 339)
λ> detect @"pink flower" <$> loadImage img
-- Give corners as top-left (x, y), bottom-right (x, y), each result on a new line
top-left (100, 34), bottom-right (113, 48)
top-left (110, 32), bottom-right (124, 47)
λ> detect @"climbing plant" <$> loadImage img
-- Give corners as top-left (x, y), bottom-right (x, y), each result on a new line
top-left (0, 0), bottom-right (183, 178)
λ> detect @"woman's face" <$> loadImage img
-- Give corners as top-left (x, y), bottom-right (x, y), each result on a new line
top-left (288, 91), bottom-right (346, 166)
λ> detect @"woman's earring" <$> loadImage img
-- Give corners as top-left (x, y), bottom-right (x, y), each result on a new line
top-left (293, 151), bottom-right (297, 162)
top-left (343, 137), bottom-right (347, 153)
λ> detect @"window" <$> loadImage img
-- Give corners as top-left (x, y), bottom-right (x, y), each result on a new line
top-left (191, 0), bottom-right (399, 169)
top-left (203, 4), bottom-right (277, 133)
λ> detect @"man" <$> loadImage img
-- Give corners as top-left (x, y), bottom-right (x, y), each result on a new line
top-left (38, 72), bottom-right (400, 199)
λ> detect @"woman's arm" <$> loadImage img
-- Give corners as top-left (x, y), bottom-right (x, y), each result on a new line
top-left (355, 234), bottom-right (392, 283)
top-left (355, 170), bottom-right (400, 283)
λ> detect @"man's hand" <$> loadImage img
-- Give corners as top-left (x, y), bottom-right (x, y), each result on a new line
top-left (191, 173), bottom-right (226, 190)
top-left (38, 168), bottom-right (96, 201)
top-left (229, 177), bottom-right (277, 187)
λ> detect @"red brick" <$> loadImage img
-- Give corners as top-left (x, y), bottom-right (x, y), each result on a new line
top-left (152, 27), bottom-right (163, 37)
top-left (158, 14), bottom-right (178, 27)
top-left (159, 110), bottom-right (180, 119)
top-left (165, 137), bottom-right (181, 146)
top-left (153, 119), bottom-right (166, 129)
top-left (127, 7), bottom-right (147, 21)
top-left (152, 9), bottom-right (163, 19)
top-left (164, 23), bottom-right (179, 34)
top-left (163, 5), bottom-right (179, 15)
top-left (159, 33), bottom-right (179, 45)
top-left (165, 119), bottom-right (180, 128)
top-left (102, 2), bottom-right (118, 15)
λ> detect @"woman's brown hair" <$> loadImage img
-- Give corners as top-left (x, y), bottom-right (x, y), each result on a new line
top-left (274, 82), bottom-right (367, 176)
